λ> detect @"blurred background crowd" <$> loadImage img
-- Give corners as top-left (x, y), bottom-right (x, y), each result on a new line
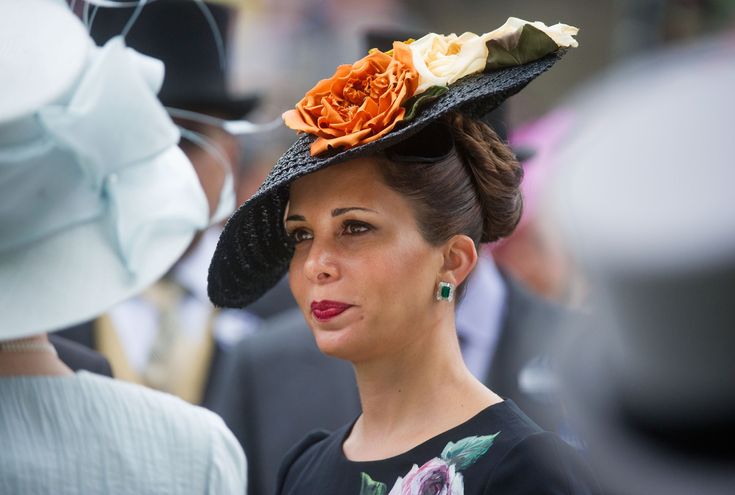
top-left (4, 0), bottom-right (735, 494)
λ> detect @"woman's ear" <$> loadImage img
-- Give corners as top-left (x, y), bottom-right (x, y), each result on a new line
top-left (439, 234), bottom-right (478, 286)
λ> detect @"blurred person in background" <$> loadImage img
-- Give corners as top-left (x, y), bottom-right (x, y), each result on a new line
top-left (0, 1), bottom-right (245, 493)
top-left (209, 18), bottom-right (596, 494)
top-left (547, 32), bottom-right (735, 495)
top-left (230, 0), bottom-right (417, 117)
top-left (492, 109), bottom-right (586, 306)
top-left (57, 0), bottom-right (279, 405)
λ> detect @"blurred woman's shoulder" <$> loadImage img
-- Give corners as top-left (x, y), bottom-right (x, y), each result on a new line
top-left (0, 371), bottom-right (246, 494)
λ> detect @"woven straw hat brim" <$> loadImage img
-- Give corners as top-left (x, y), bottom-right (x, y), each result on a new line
top-left (208, 50), bottom-right (565, 308)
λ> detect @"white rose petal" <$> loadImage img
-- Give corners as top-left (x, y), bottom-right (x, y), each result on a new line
top-left (450, 471), bottom-right (464, 495)
top-left (542, 22), bottom-right (580, 48)
top-left (387, 465), bottom-right (417, 495)
top-left (407, 17), bottom-right (578, 97)
top-left (482, 17), bottom-right (579, 48)
top-left (387, 477), bottom-right (404, 495)
top-left (409, 32), bottom-right (489, 93)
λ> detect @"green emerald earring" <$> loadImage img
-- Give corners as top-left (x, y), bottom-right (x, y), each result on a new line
top-left (436, 281), bottom-right (455, 302)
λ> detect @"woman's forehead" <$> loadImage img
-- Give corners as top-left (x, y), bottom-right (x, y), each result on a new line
top-left (289, 158), bottom-right (386, 206)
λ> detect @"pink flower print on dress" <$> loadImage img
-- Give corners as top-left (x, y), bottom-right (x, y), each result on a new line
top-left (387, 458), bottom-right (463, 495)
top-left (359, 432), bottom-right (499, 495)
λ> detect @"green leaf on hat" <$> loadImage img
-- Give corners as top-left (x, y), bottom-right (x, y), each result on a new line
top-left (402, 85), bottom-right (449, 122)
top-left (440, 432), bottom-right (500, 470)
top-left (359, 473), bottom-right (387, 495)
top-left (486, 24), bottom-right (558, 70)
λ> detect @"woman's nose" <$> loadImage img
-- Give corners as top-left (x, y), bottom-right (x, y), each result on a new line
top-left (303, 239), bottom-right (339, 283)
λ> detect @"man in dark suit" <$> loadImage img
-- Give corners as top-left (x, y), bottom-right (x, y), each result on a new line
top-left (209, 255), bottom-right (575, 495)
top-left (48, 334), bottom-right (112, 376)
top-left (483, 274), bottom-right (573, 435)
top-left (208, 309), bottom-right (359, 495)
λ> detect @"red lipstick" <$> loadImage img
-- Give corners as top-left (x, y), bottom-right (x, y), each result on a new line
top-left (310, 300), bottom-right (352, 321)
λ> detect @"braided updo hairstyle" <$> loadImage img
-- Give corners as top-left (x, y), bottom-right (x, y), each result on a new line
top-left (377, 112), bottom-right (523, 297)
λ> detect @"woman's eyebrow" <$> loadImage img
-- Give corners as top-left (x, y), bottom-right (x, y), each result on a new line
top-left (286, 207), bottom-right (377, 222)
top-left (331, 207), bottom-right (377, 217)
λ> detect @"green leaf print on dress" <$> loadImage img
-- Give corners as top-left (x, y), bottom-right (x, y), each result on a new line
top-left (360, 473), bottom-right (388, 495)
top-left (440, 432), bottom-right (499, 470)
top-left (358, 432), bottom-right (500, 495)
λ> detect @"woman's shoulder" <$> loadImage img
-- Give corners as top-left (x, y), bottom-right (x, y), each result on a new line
top-left (88, 373), bottom-right (247, 493)
top-left (101, 374), bottom-right (249, 494)
top-left (438, 398), bottom-right (547, 458)
top-left (275, 425), bottom-right (349, 493)
top-left (0, 372), bottom-right (246, 494)
top-left (482, 431), bottom-right (600, 494)
top-left (444, 400), bottom-right (598, 494)
top-left (77, 371), bottom-right (223, 425)
top-left (80, 371), bottom-right (244, 451)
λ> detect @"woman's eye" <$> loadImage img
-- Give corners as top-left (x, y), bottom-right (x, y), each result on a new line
top-left (289, 229), bottom-right (313, 243)
top-left (343, 221), bottom-right (371, 235)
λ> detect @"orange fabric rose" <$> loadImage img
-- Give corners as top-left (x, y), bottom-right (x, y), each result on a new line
top-left (283, 42), bottom-right (418, 156)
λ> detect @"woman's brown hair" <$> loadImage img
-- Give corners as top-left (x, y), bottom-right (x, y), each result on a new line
top-left (378, 111), bottom-right (523, 247)
top-left (377, 112), bottom-right (523, 297)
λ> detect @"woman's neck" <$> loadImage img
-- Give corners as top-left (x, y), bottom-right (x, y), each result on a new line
top-left (345, 314), bottom-right (500, 461)
top-left (0, 334), bottom-right (73, 377)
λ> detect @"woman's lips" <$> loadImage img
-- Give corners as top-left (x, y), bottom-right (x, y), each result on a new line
top-left (310, 300), bottom-right (353, 322)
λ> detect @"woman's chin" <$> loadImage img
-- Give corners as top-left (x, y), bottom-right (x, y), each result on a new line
top-left (316, 344), bottom-right (354, 361)
top-left (312, 326), bottom-right (360, 360)
top-left (310, 320), bottom-right (379, 362)
top-left (303, 308), bottom-right (379, 361)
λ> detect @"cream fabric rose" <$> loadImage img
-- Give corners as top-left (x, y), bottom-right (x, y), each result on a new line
top-left (409, 32), bottom-right (489, 93)
top-left (408, 17), bottom-right (578, 94)
top-left (483, 17), bottom-right (579, 49)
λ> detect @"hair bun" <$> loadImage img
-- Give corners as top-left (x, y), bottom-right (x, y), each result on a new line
top-left (448, 113), bottom-right (524, 243)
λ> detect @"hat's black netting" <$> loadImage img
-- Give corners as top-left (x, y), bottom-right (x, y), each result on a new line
top-left (208, 50), bottom-right (564, 308)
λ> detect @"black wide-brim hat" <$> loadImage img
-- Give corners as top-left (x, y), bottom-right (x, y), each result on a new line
top-left (208, 49), bottom-right (566, 308)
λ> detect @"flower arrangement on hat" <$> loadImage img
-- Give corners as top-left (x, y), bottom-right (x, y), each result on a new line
top-left (283, 17), bottom-right (578, 156)
top-left (208, 16), bottom-right (578, 309)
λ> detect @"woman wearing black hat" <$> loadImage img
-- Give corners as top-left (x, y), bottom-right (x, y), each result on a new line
top-left (209, 18), bottom-right (594, 495)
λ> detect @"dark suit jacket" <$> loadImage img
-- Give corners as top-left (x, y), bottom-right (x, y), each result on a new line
top-left (484, 274), bottom-right (573, 433)
top-left (49, 333), bottom-right (113, 377)
top-left (209, 274), bottom-right (575, 495)
top-left (208, 309), bottom-right (360, 495)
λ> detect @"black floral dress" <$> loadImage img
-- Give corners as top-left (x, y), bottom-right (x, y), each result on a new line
top-left (276, 400), bottom-right (598, 495)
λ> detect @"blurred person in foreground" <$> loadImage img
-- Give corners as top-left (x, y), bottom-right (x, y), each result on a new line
top-left (57, 0), bottom-right (276, 405)
top-left (0, 1), bottom-right (245, 493)
top-left (208, 17), bottom-right (596, 494)
top-left (547, 32), bottom-right (735, 495)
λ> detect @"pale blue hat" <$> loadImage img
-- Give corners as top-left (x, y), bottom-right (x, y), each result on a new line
top-left (0, 0), bottom-right (215, 339)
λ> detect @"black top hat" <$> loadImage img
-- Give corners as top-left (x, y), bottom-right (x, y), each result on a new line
top-left (208, 25), bottom-right (573, 308)
top-left (91, 0), bottom-right (258, 119)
